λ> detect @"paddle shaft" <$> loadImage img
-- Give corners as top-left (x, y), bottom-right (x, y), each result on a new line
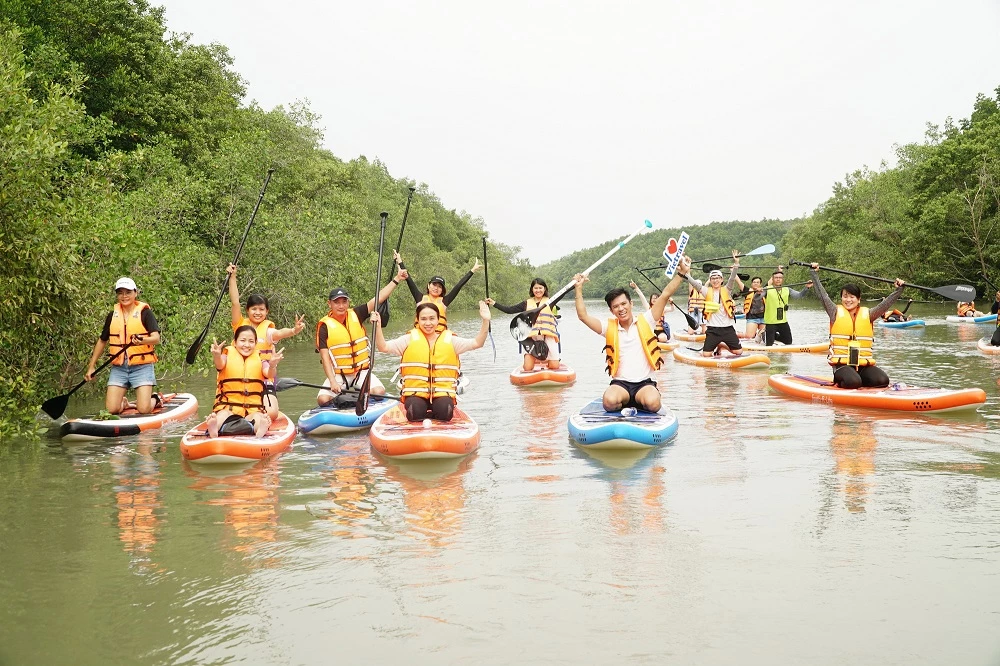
top-left (482, 237), bottom-right (492, 334)
top-left (394, 187), bottom-right (416, 259)
top-left (548, 221), bottom-right (652, 309)
top-left (358, 212), bottom-right (389, 414)
top-left (42, 344), bottom-right (132, 418)
top-left (790, 261), bottom-right (968, 300)
top-left (982, 274), bottom-right (1000, 294)
top-left (186, 169), bottom-right (274, 364)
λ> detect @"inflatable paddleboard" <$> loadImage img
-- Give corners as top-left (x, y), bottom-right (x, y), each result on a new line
top-left (673, 332), bottom-right (706, 342)
top-left (740, 341), bottom-right (828, 354)
top-left (509, 363), bottom-right (576, 387)
top-left (671, 348), bottom-right (771, 369)
top-left (657, 340), bottom-right (680, 353)
top-left (369, 404), bottom-right (480, 460)
top-left (768, 374), bottom-right (986, 413)
top-left (60, 392), bottom-right (199, 442)
top-left (568, 399), bottom-right (678, 450)
top-left (977, 338), bottom-right (1000, 355)
top-left (297, 396), bottom-right (396, 435)
top-left (879, 319), bottom-right (926, 329)
top-left (946, 314), bottom-right (997, 324)
top-left (180, 412), bottom-right (296, 464)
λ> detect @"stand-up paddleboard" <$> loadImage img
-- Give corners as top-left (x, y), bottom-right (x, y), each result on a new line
top-left (672, 348), bottom-right (770, 370)
top-left (946, 314), bottom-right (997, 324)
top-left (568, 399), bottom-right (678, 450)
top-left (740, 341), bottom-right (828, 354)
top-left (879, 319), bottom-right (926, 329)
top-left (180, 412), bottom-right (296, 464)
top-left (657, 340), bottom-right (680, 353)
top-left (768, 374), bottom-right (986, 413)
top-left (674, 332), bottom-right (706, 342)
top-left (509, 363), bottom-right (576, 387)
top-left (977, 338), bottom-right (1000, 355)
top-left (298, 396), bottom-right (396, 435)
top-left (60, 393), bottom-right (199, 441)
top-left (369, 404), bottom-right (480, 460)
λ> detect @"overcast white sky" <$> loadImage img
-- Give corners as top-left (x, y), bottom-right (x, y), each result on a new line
top-left (159, 0), bottom-right (1000, 264)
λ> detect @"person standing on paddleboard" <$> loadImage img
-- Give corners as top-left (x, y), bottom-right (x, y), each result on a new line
top-left (678, 251), bottom-right (744, 358)
top-left (739, 277), bottom-right (766, 341)
top-left (227, 263), bottom-right (306, 418)
top-left (84, 277), bottom-right (162, 415)
top-left (761, 267), bottom-right (813, 346)
top-left (574, 257), bottom-right (687, 413)
top-left (989, 292), bottom-right (1000, 346)
top-left (315, 267), bottom-right (408, 407)
top-left (371, 301), bottom-right (490, 422)
top-left (394, 250), bottom-right (483, 333)
top-left (487, 278), bottom-right (563, 372)
top-left (810, 262), bottom-right (904, 389)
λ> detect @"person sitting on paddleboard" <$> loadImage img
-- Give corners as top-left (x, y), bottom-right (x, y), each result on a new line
top-left (372, 301), bottom-right (490, 422)
top-left (809, 262), bottom-right (904, 389)
top-left (394, 250), bottom-right (483, 333)
top-left (762, 267), bottom-right (813, 346)
top-left (206, 325), bottom-right (285, 438)
top-left (678, 252), bottom-right (743, 358)
top-left (227, 264), bottom-right (306, 418)
top-left (315, 268), bottom-right (407, 407)
top-left (573, 259), bottom-right (687, 413)
top-left (628, 281), bottom-right (675, 342)
top-left (740, 276), bottom-right (766, 341)
top-left (957, 301), bottom-right (985, 317)
top-left (486, 278), bottom-right (562, 372)
top-left (84, 277), bottom-right (162, 415)
top-left (882, 299), bottom-right (914, 323)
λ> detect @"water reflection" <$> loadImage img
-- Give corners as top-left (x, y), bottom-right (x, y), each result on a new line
top-left (828, 416), bottom-right (877, 513)
top-left (184, 459), bottom-right (282, 559)
top-left (110, 440), bottom-right (165, 571)
top-left (518, 388), bottom-right (568, 485)
top-left (305, 437), bottom-right (385, 538)
top-left (381, 455), bottom-right (474, 551)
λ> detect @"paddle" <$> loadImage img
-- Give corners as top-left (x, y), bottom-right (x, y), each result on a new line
top-left (482, 236), bottom-right (496, 361)
top-left (634, 267), bottom-right (698, 330)
top-left (789, 261), bottom-right (975, 302)
top-left (692, 244), bottom-right (776, 265)
top-left (699, 265), bottom-right (751, 281)
top-left (273, 377), bottom-right (401, 400)
top-left (981, 273), bottom-right (1000, 295)
top-left (41, 345), bottom-right (131, 419)
top-left (703, 263), bottom-right (785, 272)
top-left (357, 212), bottom-right (389, 415)
top-left (380, 186), bottom-right (416, 325)
top-left (510, 220), bottom-right (653, 341)
top-left (186, 169), bottom-right (274, 364)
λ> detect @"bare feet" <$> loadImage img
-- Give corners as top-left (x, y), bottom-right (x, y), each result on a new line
top-left (206, 412), bottom-right (220, 438)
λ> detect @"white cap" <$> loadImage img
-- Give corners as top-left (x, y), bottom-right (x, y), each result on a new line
top-left (708, 269), bottom-right (724, 279)
top-left (114, 277), bottom-right (137, 292)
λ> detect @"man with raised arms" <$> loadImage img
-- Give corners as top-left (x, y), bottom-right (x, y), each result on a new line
top-left (573, 256), bottom-right (689, 413)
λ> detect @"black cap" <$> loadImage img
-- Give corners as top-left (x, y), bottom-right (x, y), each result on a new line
top-left (328, 288), bottom-right (349, 301)
top-left (429, 276), bottom-right (446, 287)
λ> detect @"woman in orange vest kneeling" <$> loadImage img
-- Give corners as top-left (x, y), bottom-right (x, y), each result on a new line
top-left (809, 263), bottom-right (904, 389)
top-left (206, 325), bottom-right (284, 438)
top-left (372, 301), bottom-right (490, 422)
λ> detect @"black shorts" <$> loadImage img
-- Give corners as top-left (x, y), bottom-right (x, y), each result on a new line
top-left (703, 326), bottom-right (742, 353)
top-left (609, 378), bottom-right (657, 409)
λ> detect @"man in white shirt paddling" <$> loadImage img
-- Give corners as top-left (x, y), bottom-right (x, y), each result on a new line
top-left (573, 256), bottom-right (688, 413)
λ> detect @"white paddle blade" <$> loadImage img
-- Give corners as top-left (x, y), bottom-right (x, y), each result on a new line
top-left (510, 314), bottom-right (535, 341)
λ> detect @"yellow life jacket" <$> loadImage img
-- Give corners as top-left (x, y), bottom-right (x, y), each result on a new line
top-left (234, 317), bottom-right (275, 359)
top-left (214, 347), bottom-right (266, 416)
top-left (703, 286), bottom-right (735, 319)
top-left (604, 316), bottom-right (662, 377)
top-left (687, 286), bottom-right (705, 312)
top-left (829, 305), bottom-right (875, 367)
top-left (108, 301), bottom-right (157, 366)
top-left (316, 310), bottom-right (370, 374)
top-left (418, 295), bottom-right (448, 332)
top-left (527, 297), bottom-right (559, 340)
top-left (399, 329), bottom-right (461, 403)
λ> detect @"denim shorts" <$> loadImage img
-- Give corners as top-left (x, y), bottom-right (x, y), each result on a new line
top-left (745, 317), bottom-right (765, 325)
top-left (108, 362), bottom-right (157, 388)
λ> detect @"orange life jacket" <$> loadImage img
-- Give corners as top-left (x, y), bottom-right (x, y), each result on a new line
top-left (527, 297), bottom-right (559, 340)
top-left (214, 347), bottom-right (267, 416)
top-left (108, 301), bottom-right (157, 366)
top-left (316, 310), bottom-right (370, 374)
top-left (399, 329), bottom-right (461, 403)
top-left (604, 316), bottom-right (662, 377)
top-left (829, 305), bottom-right (875, 367)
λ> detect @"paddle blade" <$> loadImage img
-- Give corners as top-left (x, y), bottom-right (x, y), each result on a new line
top-left (355, 371), bottom-right (372, 415)
top-left (510, 310), bottom-right (538, 341)
top-left (40, 394), bottom-right (70, 420)
top-left (376, 300), bottom-right (390, 327)
top-left (747, 244), bottom-right (776, 256)
top-left (185, 329), bottom-right (207, 365)
top-left (274, 377), bottom-right (302, 392)
top-left (933, 284), bottom-right (978, 301)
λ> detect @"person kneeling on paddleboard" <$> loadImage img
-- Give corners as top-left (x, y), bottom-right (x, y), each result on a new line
top-left (206, 325), bottom-right (284, 438)
top-left (882, 299), bottom-right (914, 323)
top-left (990, 292), bottom-right (1000, 346)
top-left (678, 251), bottom-right (743, 358)
top-left (574, 259), bottom-right (686, 413)
top-left (810, 263), bottom-right (904, 389)
top-left (372, 301), bottom-right (490, 422)
top-left (487, 278), bottom-right (562, 372)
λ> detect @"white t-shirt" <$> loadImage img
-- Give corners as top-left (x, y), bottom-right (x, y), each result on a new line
top-left (688, 277), bottom-right (737, 328)
top-left (599, 310), bottom-right (657, 382)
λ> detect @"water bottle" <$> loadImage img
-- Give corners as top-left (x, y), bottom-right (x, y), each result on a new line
top-left (891, 382), bottom-right (907, 391)
top-left (620, 407), bottom-right (638, 417)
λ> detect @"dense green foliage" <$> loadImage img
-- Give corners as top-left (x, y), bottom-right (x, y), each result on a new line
top-left (0, 3), bottom-right (532, 438)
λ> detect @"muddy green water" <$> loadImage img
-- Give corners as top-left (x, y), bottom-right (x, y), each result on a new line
top-left (2, 302), bottom-right (1000, 665)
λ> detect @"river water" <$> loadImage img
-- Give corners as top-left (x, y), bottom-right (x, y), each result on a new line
top-left (2, 301), bottom-right (1000, 665)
